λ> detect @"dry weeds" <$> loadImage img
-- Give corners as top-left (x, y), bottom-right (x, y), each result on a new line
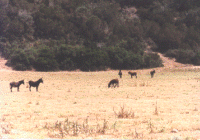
top-left (113, 105), bottom-right (135, 119)
top-left (0, 68), bottom-right (200, 139)
top-left (43, 117), bottom-right (110, 138)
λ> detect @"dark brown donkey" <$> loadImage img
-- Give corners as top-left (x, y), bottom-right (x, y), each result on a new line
top-left (108, 79), bottom-right (119, 88)
top-left (128, 71), bottom-right (137, 78)
top-left (29, 78), bottom-right (43, 92)
top-left (10, 80), bottom-right (24, 92)
top-left (118, 70), bottom-right (122, 78)
top-left (150, 70), bottom-right (155, 78)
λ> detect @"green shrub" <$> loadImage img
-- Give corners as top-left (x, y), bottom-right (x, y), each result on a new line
top-left (156, 23), bottom-right (183, 52)
top-left (165, 49), bottom-right (179, 58)
top-left (117, 38), bottom-right (145, 54)
top-left (6, 48), bottom-right (31, 71)
top-left (176, 49), bottom-right (195, 64)
top-left (106, 46), bottom-right (127, 69)
top-left (13, 63), bottom-right (27, 71)
top-left (122, 53), bottom-right (144, 69)
top-left (55, 44), bottom-right (77, 70)
top-left (59, 58), bottom-right (76, 71)
top-left (106, 46), bottom-right (145, 69)
top-left (116, 0), bottom-right (154, 8)
top-left (144, 53), bottom-right (163, 68)
top-left (165, 49), bottom-right (195, 64)
top-left (192, 52), bottom-right (200, 65)
top-left (34, 46), bottom-right (59, 71)
top-left (78, 47), bottom-right (110, 71)
top-left (85, 15), bottom-right (106, 42)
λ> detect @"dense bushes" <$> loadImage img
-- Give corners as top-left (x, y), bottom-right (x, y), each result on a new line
top-left (1, 0), bottom-right (200, 71)
top-left (165, 49), bottom-right (200, 65)
top-left (144, 53), bottom-right (163, 68)
top-left (192, 52), bottom-right (200, 65)
top-left (6, 49), bottom-right (31, 71)
top-left (34, 46), bottom-right (59, 71)
top-left (106, 46), bottom-right (144, 69)
top-left (79, 48), bottom-right (110, 71)
top-left (55, 45), bottom-right (78, 71)
top-left (4, 42), bottom-right (163, 71)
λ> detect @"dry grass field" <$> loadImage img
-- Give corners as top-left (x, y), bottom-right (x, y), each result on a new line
top-left (0, 66), bottom-right (200, 139)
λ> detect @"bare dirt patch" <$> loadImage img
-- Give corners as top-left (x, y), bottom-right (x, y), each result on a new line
top-left (0, 57), bottom-right (12, 71)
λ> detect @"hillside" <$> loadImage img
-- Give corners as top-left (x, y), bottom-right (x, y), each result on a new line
top-left (0, 0), bottom-right (200, 71)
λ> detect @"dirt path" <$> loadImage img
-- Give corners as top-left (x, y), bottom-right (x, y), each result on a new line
top-left (158, 52), bottom-right (200, 71)
top-left (145, 45), bottom-right (200, 70)
top-left (145, 46), bottom-right (187, 69)
top-left (157, 53), bottom-right (186, 68)
top-left (0, 57), bottom-right (12, 71)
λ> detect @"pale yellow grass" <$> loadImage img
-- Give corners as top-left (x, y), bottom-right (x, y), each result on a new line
top-left (0, 69), bottom-right (200, 139)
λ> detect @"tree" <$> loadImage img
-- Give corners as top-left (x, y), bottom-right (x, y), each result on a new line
top-left (116, 0), bottom-right (154, 8)
top-left (55, 44), bottom-right (77, 70)
top-left (34, 46), bottom-right (58, 71)
top-left (84, 15), bottom-right (106, 42)
top-left (144, 53), bottom-right (163, 68)
top-left (33, 5), bottom-right (68, 40)
top-left (6, 48), bottom-right (31, 70)
top-left (78, 47), bottom-right (110, 71)
top-left (156, 23), bottom-right (184, 52)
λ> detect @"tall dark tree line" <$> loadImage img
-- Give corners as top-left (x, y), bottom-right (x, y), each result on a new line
top-left (0, 0), bottom-right (199, 71)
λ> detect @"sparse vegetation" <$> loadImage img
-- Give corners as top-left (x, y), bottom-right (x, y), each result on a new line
top-left (139, 82), bottom-right (146, 87)
top-left (0, 69), bottom-right (200, 139)
top-left (154, 101), bottom-right (158, 115)
top-left (43, 118), bottom-right (110, 138)
top-left (113, 105), bottom-right (135, 119)
top-left (147, 119), bottom-right (155, 133)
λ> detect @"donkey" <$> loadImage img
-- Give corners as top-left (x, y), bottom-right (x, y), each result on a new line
top-left (150, 70), bottom-right (155, 78)
top-left (118, 70), bottom-right (122, 78)
top-left (10, 80), bottom-right (24, 92)
top-left (108, 79), bottom-right (119, 88)
top-left (128, 71), bottom-right (137, 78)
top-left (29, 78), bottom-right (43, 92)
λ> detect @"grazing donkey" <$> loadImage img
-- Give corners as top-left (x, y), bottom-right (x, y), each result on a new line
top-left (10, 80), bottom-right (24, 92)
top-left (118, 70), bottom-right (122, 78)
top-left (128, 71), bottom-right (137, 78)
top-left (150, 70), bottom-right (155, 78)
top-left (29, 78), bottom-right (43, 92)
top-left (108, 79), bottom-right (119, 88)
